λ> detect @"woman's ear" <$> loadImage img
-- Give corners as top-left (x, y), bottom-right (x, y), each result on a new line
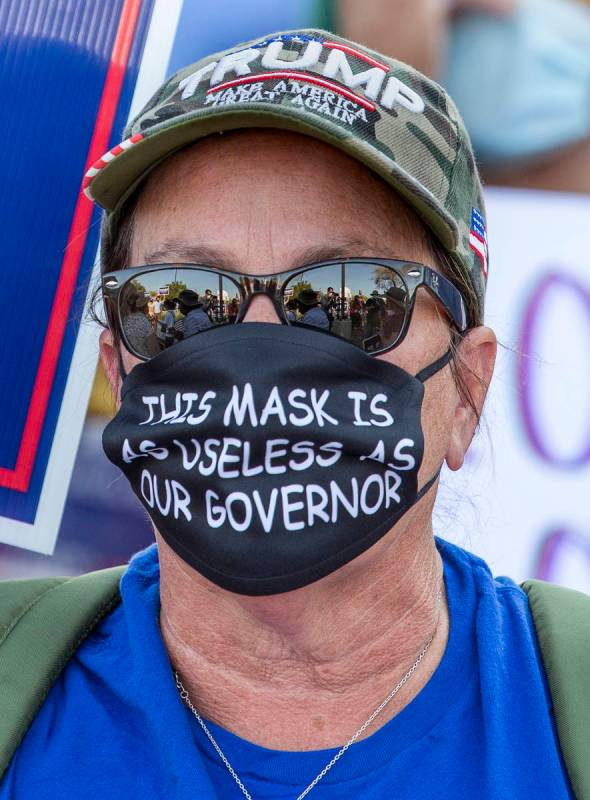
top-left (446, 326), bottom-right (497, 471)
top-left (99, 328), bottom-right (122, 406)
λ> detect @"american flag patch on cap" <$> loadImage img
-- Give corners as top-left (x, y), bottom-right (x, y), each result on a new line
top-left (469, 207), bottom-right (488, 279)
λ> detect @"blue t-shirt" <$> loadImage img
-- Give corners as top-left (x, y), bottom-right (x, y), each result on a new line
top-left (1, 539), bottom-right (573, 799)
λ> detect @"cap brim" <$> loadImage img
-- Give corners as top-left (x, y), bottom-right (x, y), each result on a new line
top-left (90, 105), bottom-right (458, 251)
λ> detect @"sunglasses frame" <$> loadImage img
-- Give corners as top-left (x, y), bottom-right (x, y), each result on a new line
top-left (102, 258), bottom-right (469, 361)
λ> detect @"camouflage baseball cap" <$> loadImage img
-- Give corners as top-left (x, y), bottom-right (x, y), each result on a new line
top-left (84, 29), bottom-right (489, 317)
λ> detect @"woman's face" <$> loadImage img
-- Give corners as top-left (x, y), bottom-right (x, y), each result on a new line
top-left (101, 129), bottom-right (496, 492)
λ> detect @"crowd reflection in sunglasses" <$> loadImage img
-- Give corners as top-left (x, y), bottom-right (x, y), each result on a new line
top-left (121, 283), bottom-right (406, 358)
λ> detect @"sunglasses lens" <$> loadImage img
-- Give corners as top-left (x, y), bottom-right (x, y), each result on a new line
top-left (284, 262), bottom-right (409, 353)
top-left (118, 268), bottom-right (241, 359)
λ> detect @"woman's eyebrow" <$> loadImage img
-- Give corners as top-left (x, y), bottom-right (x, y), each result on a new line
top-left (140, 237), bottom-right (403, 271)
top-left (290, 240), bottom-right (404, 266)
top-left (141, 241), bottom-right (236, 268)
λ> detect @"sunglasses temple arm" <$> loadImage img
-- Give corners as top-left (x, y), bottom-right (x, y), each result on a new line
top-left (423, 268), bottom-right (469, 331)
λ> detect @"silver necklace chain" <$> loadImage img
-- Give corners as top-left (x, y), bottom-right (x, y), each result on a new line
top-left (175, 585), bottom-right (443, 800)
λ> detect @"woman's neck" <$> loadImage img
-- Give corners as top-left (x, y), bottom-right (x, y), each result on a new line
top-left (158, 513), bottom-right (449, 751)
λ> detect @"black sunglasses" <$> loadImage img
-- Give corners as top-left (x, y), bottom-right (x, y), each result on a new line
top-left (102, 258), bottom-right (469, 361)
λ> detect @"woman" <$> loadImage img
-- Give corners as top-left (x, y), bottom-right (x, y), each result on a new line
top-left (0, 29), bottom-right (575, 800)
top-left (121, 292), bottom-right (159, 358)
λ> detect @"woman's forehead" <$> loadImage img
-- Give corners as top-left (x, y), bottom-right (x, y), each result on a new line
top-left (130, 129), bottom-right (435, 272)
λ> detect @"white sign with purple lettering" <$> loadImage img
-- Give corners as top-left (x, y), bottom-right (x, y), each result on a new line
top-left (437, 188), bottom-right (590, 592)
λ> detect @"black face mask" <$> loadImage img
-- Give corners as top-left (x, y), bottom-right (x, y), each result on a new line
top-left (103, 323), bottom-right (451, 596)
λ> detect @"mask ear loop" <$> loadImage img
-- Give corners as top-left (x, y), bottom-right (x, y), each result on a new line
top-left (413, 348), bottom-right (453, 498)
top-left (415, 349), bottom-right (453, 383)
top-left (117, 346), bottom-right (128, 382)
top-left (415, 467), bottom-right (442, 501)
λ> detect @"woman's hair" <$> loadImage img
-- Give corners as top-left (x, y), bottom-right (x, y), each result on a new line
top-left (425, 232), bottom-right (484, 423)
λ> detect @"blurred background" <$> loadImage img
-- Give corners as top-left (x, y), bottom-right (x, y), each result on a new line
top-left (0, 0), bottom-right (589, 589)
